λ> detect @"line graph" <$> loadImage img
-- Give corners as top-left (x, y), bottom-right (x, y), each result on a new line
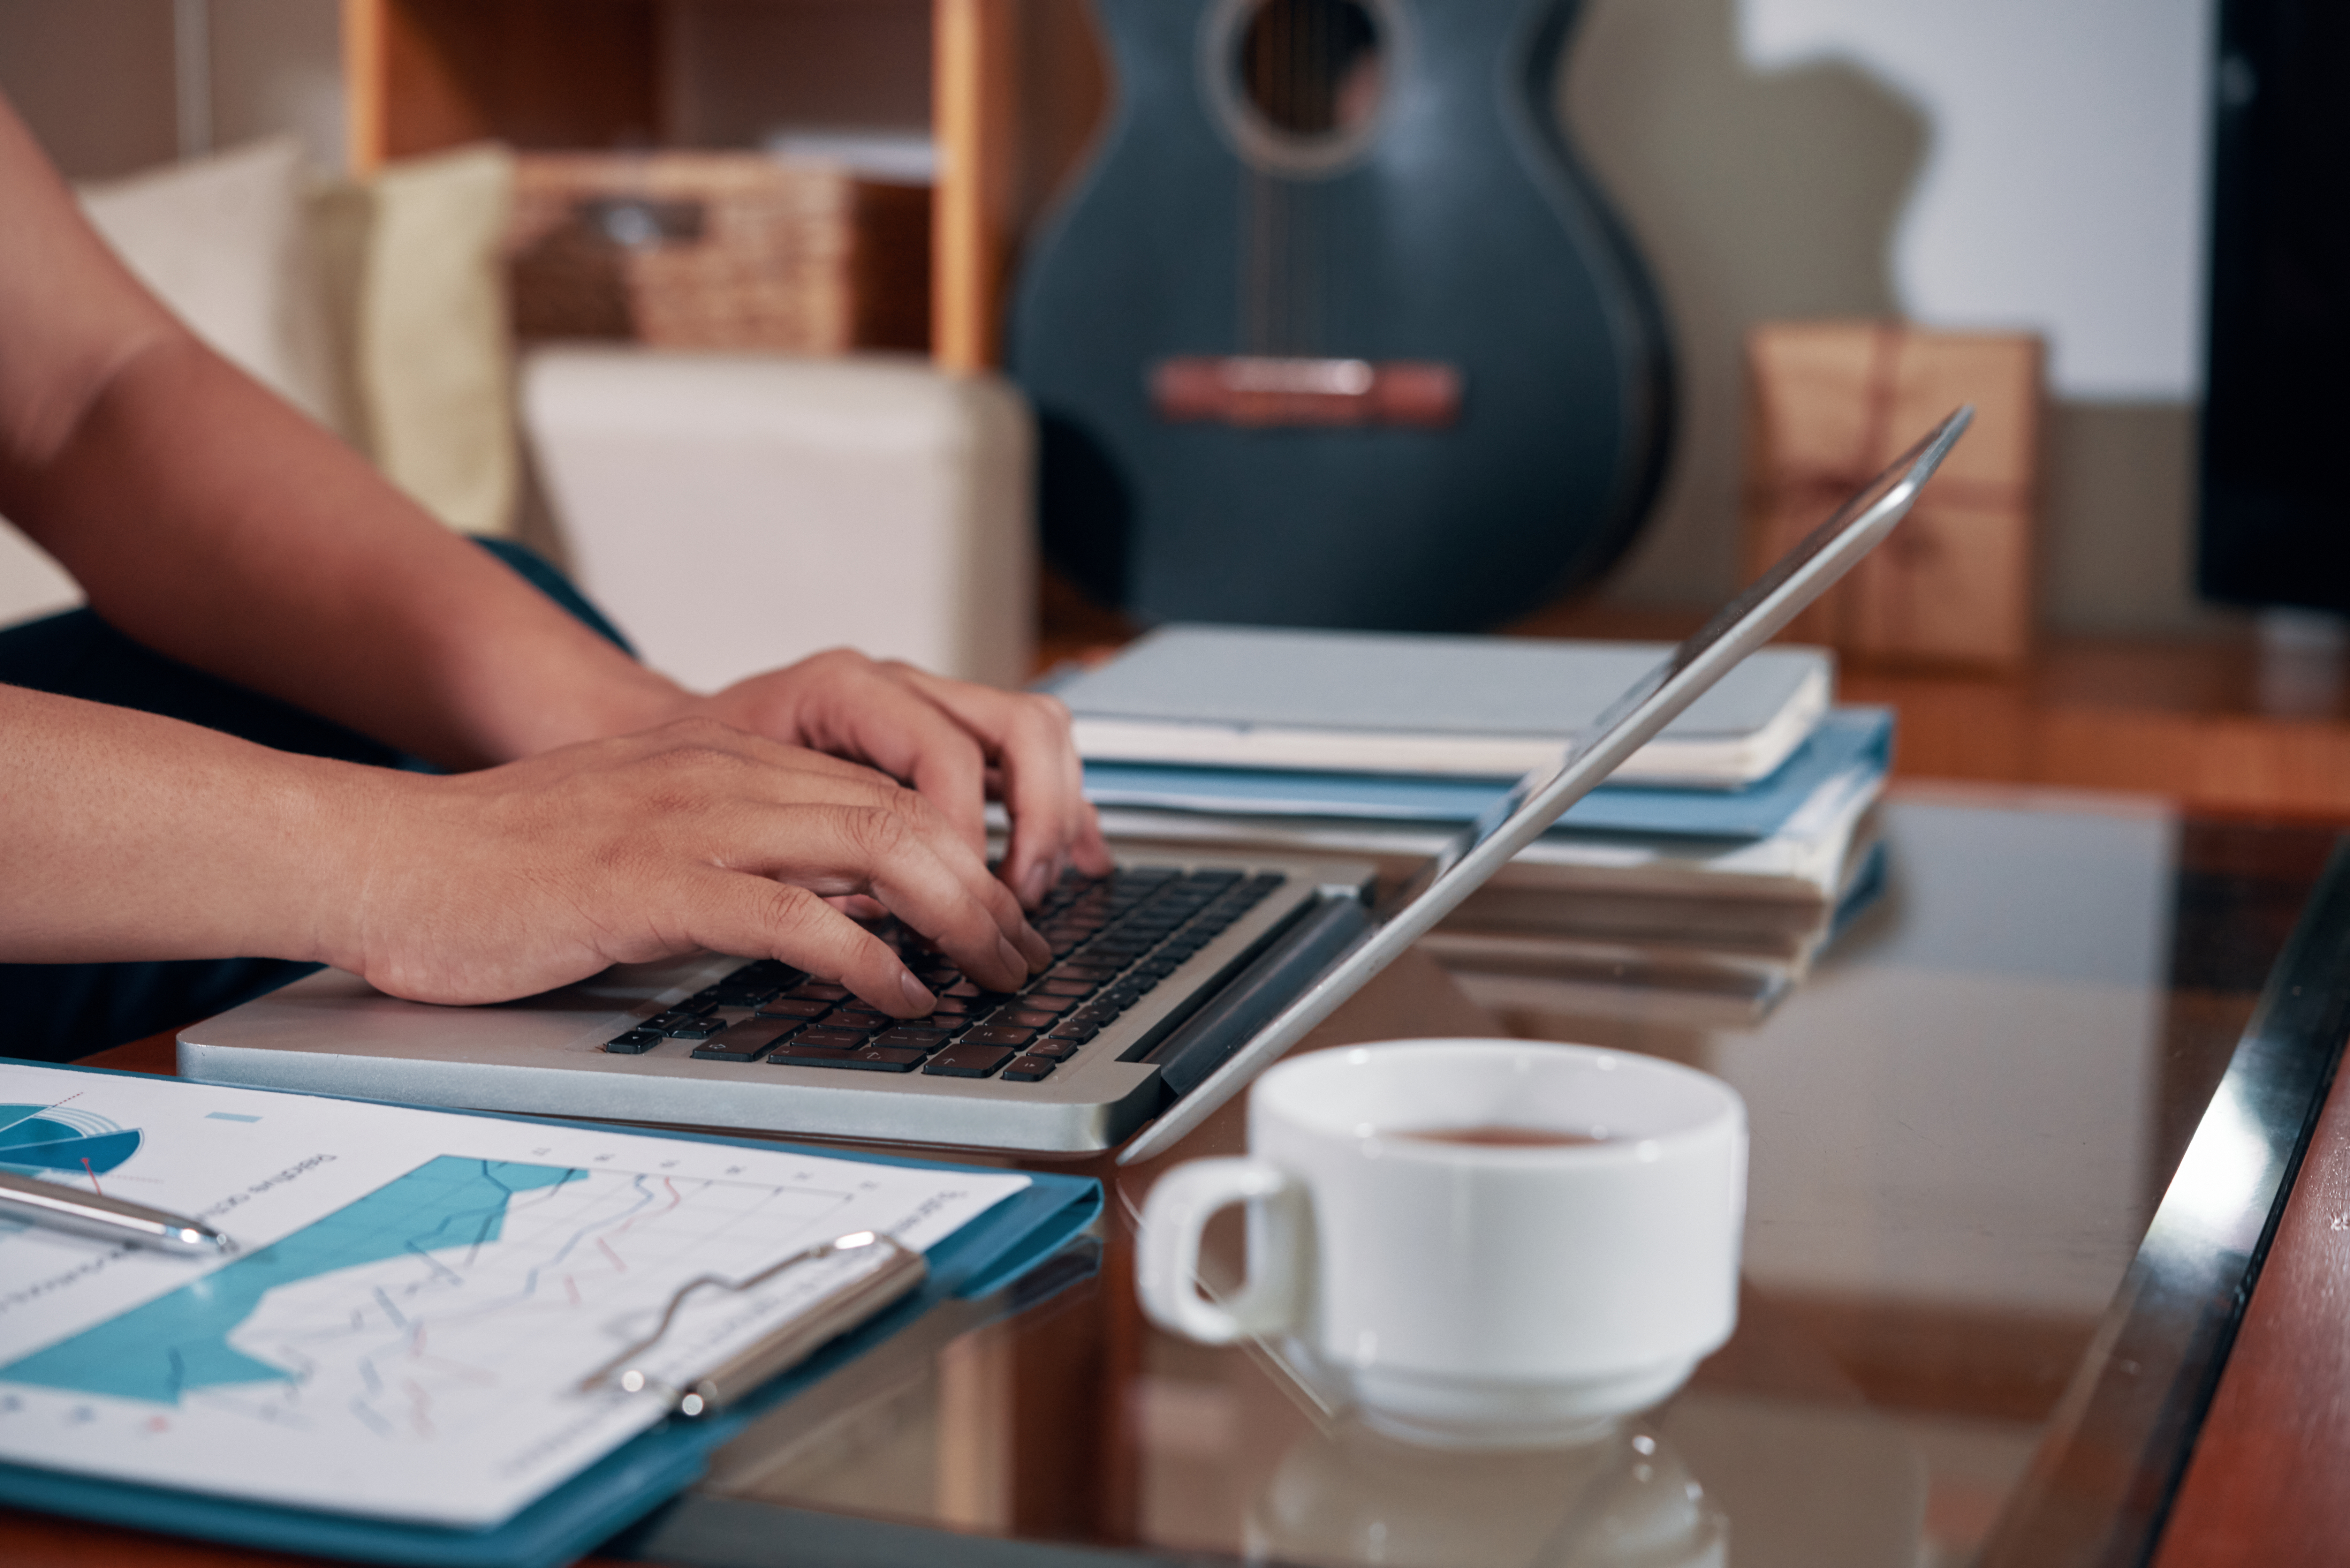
top-left (0, 1157), bottom-right (855, 1435)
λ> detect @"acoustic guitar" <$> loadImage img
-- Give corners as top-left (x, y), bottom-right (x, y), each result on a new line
top-left (1009, 0), bottom-right (1675, 632)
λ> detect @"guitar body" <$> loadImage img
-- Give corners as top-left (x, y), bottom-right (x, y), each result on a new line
top-left (1010, 0), bottom-right (1675, 631)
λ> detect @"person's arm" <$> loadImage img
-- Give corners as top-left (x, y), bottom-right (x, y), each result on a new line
top-left (0, 96), bottom-right (1106, 901)
top-left (0, 684), bottom-right (1048, 1006)
top-left (0, 107), bottom-right (686, 769)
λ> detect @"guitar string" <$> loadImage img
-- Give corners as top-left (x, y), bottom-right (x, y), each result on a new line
top-left (1241, 0), bottom-right (1361, 362)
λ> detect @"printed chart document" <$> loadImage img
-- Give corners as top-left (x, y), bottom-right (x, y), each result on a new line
top-left (0, 1063), bottom-right (1028, 1527)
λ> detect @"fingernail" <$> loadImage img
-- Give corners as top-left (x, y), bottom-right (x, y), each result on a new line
top-left (1020, 862), bottom-right (1049, 907)
top-left (899, 971), bottom-right (935, 1014)
top-left (995, 934), bottom-right (1025, 980)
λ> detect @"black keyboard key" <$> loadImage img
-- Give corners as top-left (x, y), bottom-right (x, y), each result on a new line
top-left (1136, 960), bottom-right (1183, 978)
top-left (874, 1027), bottom-right (952, 1050)
top-left (1044, 1020), bottom-right (1098, 1043)
top-left (1001, 1057), bottom-right (1058, 1082)
top-left (692, 1022), bottom-right (792, 1062)
top-left (788, 982), bottom-right (851, 1001)
top-left (1034, 978), bottom-right (1098, 999)
top-left (756, 997), bottom-right (832, 1020)
top-left (960, 1026), bottom-right (1036, 1049)
top-left (794, 1027), bottom-right (868, 1049)
top-left (998, 1008), bottom-right (1061, 1031)
top-left (925, 1045), bottom-right (1015, 1078)
top-left (1026, 1038), bottom-right (1082, 1060)
top-left (766, 1042), bottom-right (854, 1063)
top-left (709, 985), bottom-right (780, 1007)
top-left (604, 1030), bottom-right (661, 1054)
top-left (1010, 993), bottom-right (1075, 1014)
top-left (666, 1016), bottom-right (728, 1040)
top-left (831, 1009), bottom-right (893, 1032)
top-left (772, 1045), bottom-right (923, 1073)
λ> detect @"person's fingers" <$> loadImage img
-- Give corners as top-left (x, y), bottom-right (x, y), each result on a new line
top-left (751, 802), bottom-right (1038, 990)
top-left (882, 665), bottom-right (1113, 903)
top-left (761, 653), bottom-right (994, 856)
top-left (681, 872), bottom-right (936, 1018)
top-left (630, 722), bottom-right (1043, 961)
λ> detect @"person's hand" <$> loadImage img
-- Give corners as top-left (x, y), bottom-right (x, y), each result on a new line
top-left (683, 649), bottom-right (1114, 908)
top-left (326, 718), bottom-right (1052, 1014)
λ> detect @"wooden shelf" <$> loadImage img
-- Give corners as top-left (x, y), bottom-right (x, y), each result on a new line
top-left (338, 0), bottom-right (1023, 370)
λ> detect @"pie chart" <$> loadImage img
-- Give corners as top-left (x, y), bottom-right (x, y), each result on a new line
top-left (0, 1104), bottom-right (143, 1176)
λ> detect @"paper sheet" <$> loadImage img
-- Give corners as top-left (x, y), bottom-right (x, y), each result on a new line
top-left (0, 1064), bottom-right (1027, 1527)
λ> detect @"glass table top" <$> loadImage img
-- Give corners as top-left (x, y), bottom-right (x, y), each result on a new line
top-left (618, 789), bottom-right (2350, 1568)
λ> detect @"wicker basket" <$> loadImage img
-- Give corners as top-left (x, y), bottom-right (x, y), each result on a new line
top-left (505, 153), bottom-right (930, 354)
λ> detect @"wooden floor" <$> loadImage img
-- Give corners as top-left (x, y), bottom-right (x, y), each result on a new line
top-left (1041, 575), bottom-right (2350, 820)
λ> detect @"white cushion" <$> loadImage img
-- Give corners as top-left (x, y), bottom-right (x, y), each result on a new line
top-left (522, 348), bottom-right (1035, 690)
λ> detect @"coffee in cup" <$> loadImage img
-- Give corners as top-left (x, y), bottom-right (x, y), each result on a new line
top-left (1136, 1040), bottom-right (1747, 1447)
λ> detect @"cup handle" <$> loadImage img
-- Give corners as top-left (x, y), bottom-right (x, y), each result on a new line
top-left (1135, 1157), bottom-right (1305, 1345)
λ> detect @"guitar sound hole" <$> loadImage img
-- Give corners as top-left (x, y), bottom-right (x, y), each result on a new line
top-left (1237, 0), bottom-right (1385, 144)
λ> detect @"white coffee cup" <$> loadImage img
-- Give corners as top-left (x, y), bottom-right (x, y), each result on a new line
top-left (1136, 1040), bottom-right (1747, 1447)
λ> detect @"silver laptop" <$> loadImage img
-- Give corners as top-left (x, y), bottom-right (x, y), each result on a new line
top-left (180, 409), bottom-right (1971, 1163)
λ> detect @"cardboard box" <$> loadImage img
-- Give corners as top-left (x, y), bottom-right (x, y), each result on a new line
top-left (1744, 322), bottom-right (2043, 670)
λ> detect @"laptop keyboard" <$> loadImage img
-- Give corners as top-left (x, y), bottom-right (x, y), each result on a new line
top-left (601, 868), bottom-right (1287, 1083)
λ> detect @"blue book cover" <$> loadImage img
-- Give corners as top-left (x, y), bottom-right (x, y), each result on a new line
top-left (1082, 707), bottom-right (1893, 842)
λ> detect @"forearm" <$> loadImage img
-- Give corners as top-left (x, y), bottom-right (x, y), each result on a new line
top-left (0, 683), bottom-right (377, 964)
top-left (0, 687), bottom-right (1045, 1012)
top-left (4, 336), bottom-right (690, 768)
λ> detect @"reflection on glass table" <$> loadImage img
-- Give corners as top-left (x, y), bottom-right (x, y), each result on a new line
top-left (620, 788), bottom-right (2348, 1568)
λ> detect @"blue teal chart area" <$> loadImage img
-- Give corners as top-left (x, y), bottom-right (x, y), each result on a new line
top-left (0, 1103), bottom-right (141, 1177)
top-left (2, 1158), bottom-right (582, 1403)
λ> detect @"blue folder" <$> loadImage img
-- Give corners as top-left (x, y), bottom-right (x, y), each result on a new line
top-left (1082, 706), bottom-right (1894, 842)
top-left (0, 1061), bottom-right (1103, 1568)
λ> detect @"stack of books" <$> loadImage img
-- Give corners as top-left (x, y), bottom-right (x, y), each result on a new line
top-left (1049, 627), bottom-right (1892, 1028)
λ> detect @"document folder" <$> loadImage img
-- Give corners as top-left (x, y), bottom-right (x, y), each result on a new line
top-left (0, 1063), bottom-right (1101, 1568)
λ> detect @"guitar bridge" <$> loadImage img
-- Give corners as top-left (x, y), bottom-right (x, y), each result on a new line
top-left (1150, 357), bottom-right (1462, 428)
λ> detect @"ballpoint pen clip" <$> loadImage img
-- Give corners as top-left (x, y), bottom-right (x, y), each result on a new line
top-left (577, 1229), bottom-right (925, 1417)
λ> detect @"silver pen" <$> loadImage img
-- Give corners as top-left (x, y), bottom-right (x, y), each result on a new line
top-left (0, 1169), bottom-right (232, 1255)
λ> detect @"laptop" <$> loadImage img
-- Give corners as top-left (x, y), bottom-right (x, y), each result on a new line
top-left (179, 409), bottom-right (1971, 1164)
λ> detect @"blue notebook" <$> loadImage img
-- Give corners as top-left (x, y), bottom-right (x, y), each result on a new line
top-left (1082, 707), bottom-right (1893, 843)
top-left (0, 1061), bottom-right (1101, 1568)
